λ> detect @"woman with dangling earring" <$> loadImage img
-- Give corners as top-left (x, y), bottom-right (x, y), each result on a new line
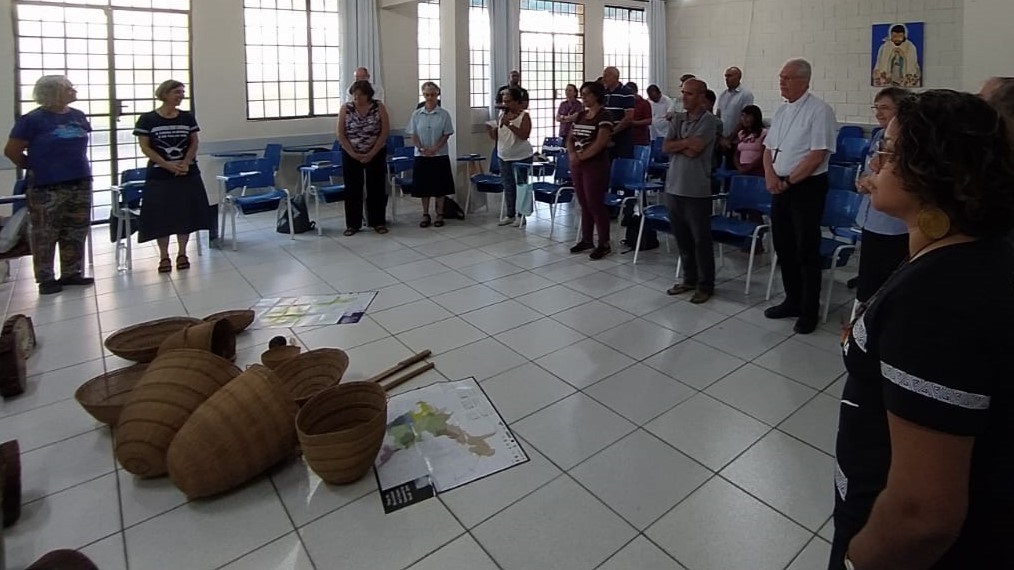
top-left (832, 90), bottom-right (1014, 570)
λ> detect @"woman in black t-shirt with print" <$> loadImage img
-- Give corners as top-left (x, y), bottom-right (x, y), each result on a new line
top-left (134, 80), bottom-right (210, 273)
top-left (832, 90), bottom-right (1014, 569)
top-left (565, 81), bottom-right (614, 260)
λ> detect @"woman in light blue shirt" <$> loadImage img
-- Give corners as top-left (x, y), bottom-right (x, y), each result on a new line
top-left (406, 82), bottom-right (455, 227)
top-left (855, 87), bottom-right (910, 303)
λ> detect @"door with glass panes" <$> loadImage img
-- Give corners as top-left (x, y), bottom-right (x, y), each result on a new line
top-left (13, 0), bottom-right (191, 221)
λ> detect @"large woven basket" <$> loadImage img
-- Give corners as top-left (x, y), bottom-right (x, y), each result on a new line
top-left (115, 350), bottom-right (241, 477)
top-left (202, 310), bottom-right (255, 334)
top-left (104, 317), bottom-right (202, 363)
top-left (274, 348), bottom-right (350, 406)
top-left (167, 365), bottom-right (298, 499)
top-left (296, 382), bottom-right (387, 484)
top-left (25, 550), bottom-right (99, 570)
top-left (157, 319), bottom-right (236, 361)
top-left (261, 345), bottom-right (301, 370)
top-left (75, 363), bottom-right (149, 426)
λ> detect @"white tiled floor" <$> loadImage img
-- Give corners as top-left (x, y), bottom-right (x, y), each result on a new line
top-left (0, 197), bottom-right (853, 569)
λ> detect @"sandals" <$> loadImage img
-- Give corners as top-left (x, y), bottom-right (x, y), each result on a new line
top-left (157, 258), bottom-right (172, 273)
top-left (176, 255), bottom-right (190, 270)
top-left (419, 215), bottom-right (431, 228)
top-left (374, 226), bottom-right (389, 234)
top-left (433, 215), bottom-right (445, 228)
top-left (343, 228), bottom-right (359, 236)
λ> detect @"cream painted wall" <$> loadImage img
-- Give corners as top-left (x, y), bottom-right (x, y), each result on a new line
top-left (961, 0), bottom-right (1014, 91)
top-left (665, 0), bottom-right (965, 125)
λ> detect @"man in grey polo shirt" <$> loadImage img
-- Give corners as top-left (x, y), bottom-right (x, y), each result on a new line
top-left (762, 58), bottom-right (837, 334)
top-left (662, 78), bottom-right (722, 304)
top-left (717, 66), bottom-right (754, 155)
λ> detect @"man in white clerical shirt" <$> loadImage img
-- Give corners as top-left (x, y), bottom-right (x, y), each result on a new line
top-left (646, 84), bottom-right (673, 140)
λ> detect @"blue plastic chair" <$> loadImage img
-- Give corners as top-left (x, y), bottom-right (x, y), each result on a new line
top-left (648, 137), bottom-right (669, 179)
top-left (387, 146), bottom-right (415, 222)
top-left (631, 204), bottom-right (673, 264)
top-left (765, 189), bottom-right (864, 321)
top-left (828, 164), bottom-right (859, 193)
top-left (386, 135), bottom-right (405, 156)
top-left (109, 168), bottom-right (146, 270)
top-left (831, 137), bottom-right (871, 166)
top-left (633, 145), bottom-right (651, 173)
top-left (217, 157), bottom-right (292, 250)
top-left (531, 153), bottom-right (574, 237)
top-left (541, 136), bottom-right (564, 158)
top-left (301, 151), bottom-right (345, 235)
top-left (700, 175), bottom-right (773, 293)
top-left (466, 150), bottom-right (505, 218)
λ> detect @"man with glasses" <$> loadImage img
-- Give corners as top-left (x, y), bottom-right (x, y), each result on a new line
top-left (762, 58), bottom-right (838, 334)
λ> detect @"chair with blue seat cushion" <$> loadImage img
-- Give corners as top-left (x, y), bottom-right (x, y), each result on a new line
top-left (830, 137), bottom-right (871, 166)
top-left (765, 189), bottom-right (864, 322)
top-left (828, 164), bottom-right (859, 193)
top-left (605, 157), bottom-right (660, 211)
top-left (301, 151), bottom-right (345, 236)
top-left (633, 145), bottom-right (651, 173)
top-left (531, 153), bottom-right (575, 237)
top-left (465, 150), bottom-right (505, 218)
top-left (386, 135), bottom-right (405, 156)
top-left (110, 168), bottom-right (146, 270)
top-left (699, 175), bottom-right (773, 294)
top-left (217, 157), bottom-right (292, 250)
top-left (387, 146), bottom-right (415, 222)
top-left (631, 204), bottom-right (674, 265)
top-left (648, 137), bottom-right (669, 179)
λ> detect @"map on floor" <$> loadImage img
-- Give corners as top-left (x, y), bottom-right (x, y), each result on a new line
top-left (249, 292), bottom-right (378, 328)
top-left (375, 377), bottom-right (529, 514)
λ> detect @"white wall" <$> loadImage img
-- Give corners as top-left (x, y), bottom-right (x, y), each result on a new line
top-left (961, 0), bottom-right (1014, 91)
top-left (665, 0), bottom-right (965, 125)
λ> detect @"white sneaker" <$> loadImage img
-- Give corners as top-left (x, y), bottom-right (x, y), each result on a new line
top-left (498, 217), bottom-right (514, 226)
top-left (511, 216), bottom-right (526, 228)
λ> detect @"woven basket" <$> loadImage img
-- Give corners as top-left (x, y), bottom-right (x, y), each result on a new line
top-left (104, 317), bottom-right (202, 363)
top-left (274, 348), bottom-right (350, 406)
top-left (75, 363), bottom-right (149, 426)
top-left (261, 345), bottom-right (302, 370)
top-left (202, 309), bottom-right (255, 334)
top-left (157, 319), bottom-right (236, 361)
top-left (25, 550), bottom-right (99, 570)
top-left (167, 365), bottom-right (298, 499)
top-left (296, 382), bottom-right (387, 484)
top-left (115, 350), bottom-right (241, 477)
top-left (1, 440), bottom-right (20, 528)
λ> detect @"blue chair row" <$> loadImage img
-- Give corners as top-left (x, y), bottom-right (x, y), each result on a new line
top-left (831, 137), bottom-right (870, 166)
top-left (300, 151), bottom-right (345, 235)
top-left (217, 157), bottom-right (293, 250)
top-left (531, 153), bottom-right (573, 237)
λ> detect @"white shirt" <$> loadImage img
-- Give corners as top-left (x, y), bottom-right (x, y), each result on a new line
top-left (649, 95), bottom-right (673, 139)
top-left (764, 91), bottom-right (837, 177)
top-left (716, 86), bottom-right (754, 138)
top-left (497, 110), bottom-right (534, 161)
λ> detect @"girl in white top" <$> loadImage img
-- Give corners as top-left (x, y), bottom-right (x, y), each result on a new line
top-left (488, 87), bottom-right (534, 226)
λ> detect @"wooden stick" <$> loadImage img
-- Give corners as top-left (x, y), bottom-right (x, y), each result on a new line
top-left (363, 349), bottom-right (432, 384)
top-left (379, 362), bottom-right (436, 392)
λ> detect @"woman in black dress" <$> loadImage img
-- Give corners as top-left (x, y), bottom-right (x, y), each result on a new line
top-left (832, 90), bottom-right (1014, 569)
top-left (133, 80), bottom-right (210, 273)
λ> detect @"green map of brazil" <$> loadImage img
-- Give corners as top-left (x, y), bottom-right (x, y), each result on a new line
top-left (378, 401), bottom-right (496, 466)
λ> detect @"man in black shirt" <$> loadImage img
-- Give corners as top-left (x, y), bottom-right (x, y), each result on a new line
top-left (495, 70), bottom-right (528, 110)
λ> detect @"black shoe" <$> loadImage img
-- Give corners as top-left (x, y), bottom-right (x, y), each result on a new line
top-left (39, 280), bottom-right (63, 295)
top-left (589, 244), bottom-right (611, 260)
top-left (570, 241), bottom-right (594, 254)
top-left (58, 274), bottom-right (94, 287)
top-left (764, 302), bottom-right (801, 319)
top-left (793, 316), bottom-right (818, 334)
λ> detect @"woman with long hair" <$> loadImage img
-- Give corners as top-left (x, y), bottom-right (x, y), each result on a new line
top-left (566, 81), bottom-right (614, 260)
top-left (732, 104), bottom-right (767, 175)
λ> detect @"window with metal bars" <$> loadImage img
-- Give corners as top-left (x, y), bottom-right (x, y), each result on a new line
top-left (603, 6), bottom-right (649, 92)
top-left (243, 0), bottom-right (340, 120)
top-left (468, 0), bottom-right (491, 108)
top-left (418, 0), bottom-right (440, 101)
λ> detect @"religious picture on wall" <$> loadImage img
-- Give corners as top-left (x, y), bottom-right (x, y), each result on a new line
top-left (871, 22), bottom-right (924, 87)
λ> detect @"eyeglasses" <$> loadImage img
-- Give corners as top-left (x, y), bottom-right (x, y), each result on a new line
top-left (870, 105), bottom-right (895, 111)
top-left (868, 138), bottom-right (894, 170)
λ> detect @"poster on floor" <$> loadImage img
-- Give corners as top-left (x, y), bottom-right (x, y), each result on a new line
top-left (871, 22), bottom-right (924, 87)
top-left (375, 377), bottom-right (529, 514)
top-left (249, 292), bottom-right (378, 328)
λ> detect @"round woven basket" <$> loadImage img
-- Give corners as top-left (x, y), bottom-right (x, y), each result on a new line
top-left (1, 440), bottom-right (20, 528)
top-left (104, 317), bottom-right (202, 363)
top-left (75, 363), bottom-right (149, 426)
top-left (167, 365), bottom-right (298, 499)
top-left (115, 349), bottom-right (241, 477)
top-left (261, 345), bottom-right (302, 370)
top-left (202, 309), bottom-right (255, 334)
top-left (296, 382), bottom-right (387, 484)
top-left (25, 549), bottom-right (99, 570)
top-left (157, 319), bottom-right (236, 361)
top-left (274, 348), bottom-right (350, 406)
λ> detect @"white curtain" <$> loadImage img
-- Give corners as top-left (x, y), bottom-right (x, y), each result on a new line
top-left (341, 0), bottom-right (383, 94)
top-left (490, 0), bottom-right (518, 117)
top-left (648, 0), bottom-right (667, 91)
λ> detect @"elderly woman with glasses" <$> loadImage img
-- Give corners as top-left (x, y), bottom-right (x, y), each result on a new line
top-left (406, 82), bottom-right (455, 227)
top-left (4, 75), bottom-right (93, 295)
top-left (832, 90), bottom-right (1014, 570)
top-left (851, 87), bottom-right (910, 305)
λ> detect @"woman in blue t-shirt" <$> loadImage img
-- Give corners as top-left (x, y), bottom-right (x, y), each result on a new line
top-left (4, 75), bottom-right (94, 295)
top-left (133, 80), bottom-right (211, 273)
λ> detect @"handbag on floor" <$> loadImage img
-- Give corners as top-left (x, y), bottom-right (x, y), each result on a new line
top-left (276, 193), bottom-right (315, 234)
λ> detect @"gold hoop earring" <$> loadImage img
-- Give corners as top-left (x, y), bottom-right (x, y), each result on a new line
top-left (916, 207), bottom-right (951, 240)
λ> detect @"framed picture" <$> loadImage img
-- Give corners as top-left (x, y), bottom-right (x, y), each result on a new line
top-left (871, 22), bottom-right (924, 87)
